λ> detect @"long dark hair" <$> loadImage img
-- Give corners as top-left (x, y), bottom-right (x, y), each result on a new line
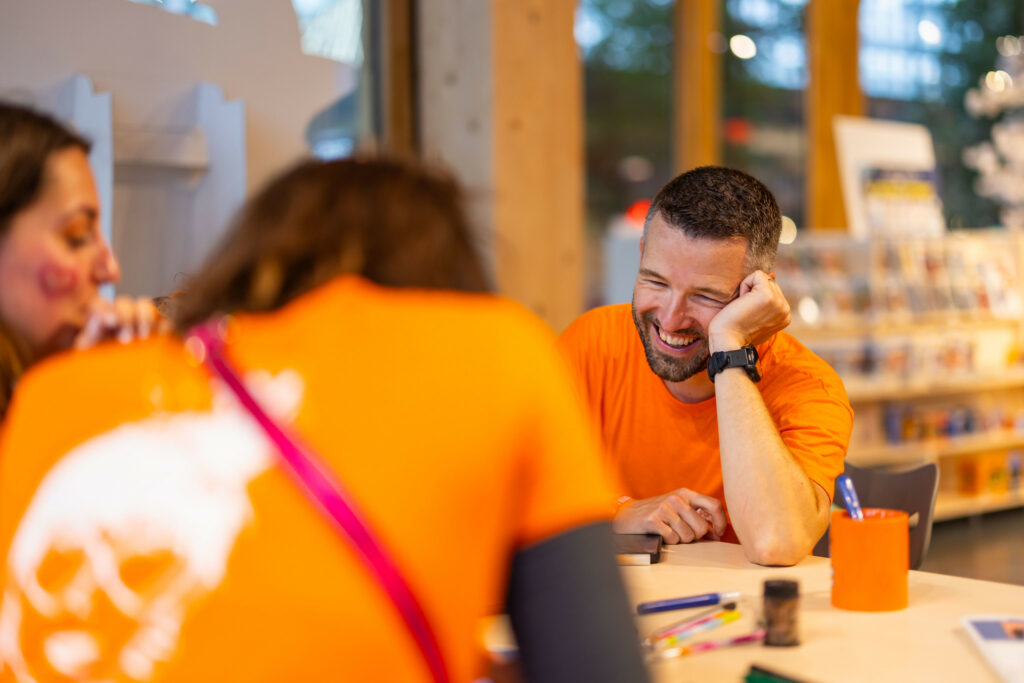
top-left (174, 156), bottom-right (491, 331)
top-left (0, 102), bottom-right (90, 236)
top-left (0, 102), bottom-right (91, 418)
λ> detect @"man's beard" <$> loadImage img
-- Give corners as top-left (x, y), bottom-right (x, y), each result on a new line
top-left (631, 302), bottom-right (709, 383)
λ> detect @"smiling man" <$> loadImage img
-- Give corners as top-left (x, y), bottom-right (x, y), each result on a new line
top-left (559, 166), bottom-right (853, 566)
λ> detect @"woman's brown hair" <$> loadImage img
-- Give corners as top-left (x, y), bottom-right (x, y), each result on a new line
top-left (174, 156), bottom-right (491, 332)
top-left (0, 102), bottom-right (90, 418)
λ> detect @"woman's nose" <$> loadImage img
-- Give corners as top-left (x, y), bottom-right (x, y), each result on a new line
top-left (92, 240), bottom-right (121, 284)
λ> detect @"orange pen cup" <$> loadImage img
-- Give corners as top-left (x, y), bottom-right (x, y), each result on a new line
top-left (830, 508), bottom-right (909, 612)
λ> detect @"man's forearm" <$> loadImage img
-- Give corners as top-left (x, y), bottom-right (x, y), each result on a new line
top-left (713, 367), bottom-right (829, 566)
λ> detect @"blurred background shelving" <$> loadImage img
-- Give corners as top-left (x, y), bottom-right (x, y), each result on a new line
top-left (779, 231), bottom-right (1024, 521)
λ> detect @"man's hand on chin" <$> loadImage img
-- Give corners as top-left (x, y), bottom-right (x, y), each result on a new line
top-left (612, 488), bottom-right (727, 544)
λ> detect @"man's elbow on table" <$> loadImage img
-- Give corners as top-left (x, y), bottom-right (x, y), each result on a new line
top-left (740, 531), bottom-right (816, 567)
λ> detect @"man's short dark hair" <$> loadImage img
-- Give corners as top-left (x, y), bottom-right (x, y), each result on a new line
top-left (644, 166), bottom-right (782, 272)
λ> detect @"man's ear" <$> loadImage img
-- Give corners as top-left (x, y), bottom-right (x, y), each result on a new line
top-left (638, 237), bottom-right (644, 255)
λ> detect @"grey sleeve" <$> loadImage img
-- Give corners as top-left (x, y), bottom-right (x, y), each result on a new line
top-left (505, 521), bottom-right (651, 683)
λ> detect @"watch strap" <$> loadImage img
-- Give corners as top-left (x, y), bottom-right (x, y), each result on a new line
top-left (707, 345), bottom-right (761, 382)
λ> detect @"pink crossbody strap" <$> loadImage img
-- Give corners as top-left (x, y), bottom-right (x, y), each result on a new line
top-left (189, 321), bottom-right (449, 683)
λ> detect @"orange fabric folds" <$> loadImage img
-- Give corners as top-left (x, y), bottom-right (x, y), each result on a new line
top-left (0, 276), bottom-right (614, 683)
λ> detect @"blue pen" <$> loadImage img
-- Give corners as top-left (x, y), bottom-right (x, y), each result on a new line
top-left (637, 590), bottom-right (741, 615)
top-left (837, 474), bottom-right (864, 520)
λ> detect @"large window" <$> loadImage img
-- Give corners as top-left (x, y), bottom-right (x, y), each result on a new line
top-left (293, 0), bottom-right (371, 159)
top-left (860, 0), bottom-right (1024, 229)
top-left (577, 0), bottom-right (674, 305)
top-left (578, 1), bottom-right (674, 229)
top-left (291, 0), bottom-right (364, 64)
top-left (722, 0), bottom-right (808, 226)
top-left (122, 0), bottom-right (217, 24)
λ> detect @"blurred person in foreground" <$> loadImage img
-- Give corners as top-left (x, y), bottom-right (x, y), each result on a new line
top-left (0, 102), bottom-right (160, 418)
top-left (0, 157), bottom-right (650, 682)
top-left (559, 166), bottom-right (853, 566)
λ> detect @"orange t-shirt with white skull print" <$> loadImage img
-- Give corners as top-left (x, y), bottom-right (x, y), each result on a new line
top-left (0, 276), bottom-right (614, 683)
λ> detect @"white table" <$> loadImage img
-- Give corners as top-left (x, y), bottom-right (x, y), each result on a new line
top-left (624, 541), bottom-right (1024, 682)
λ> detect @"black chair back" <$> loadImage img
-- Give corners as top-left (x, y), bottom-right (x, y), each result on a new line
top-left (812, 461), bottom-right (939, 570)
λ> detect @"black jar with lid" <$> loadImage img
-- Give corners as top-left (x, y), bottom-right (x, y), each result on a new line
top-left (763, 579), bottom-right (800, 646)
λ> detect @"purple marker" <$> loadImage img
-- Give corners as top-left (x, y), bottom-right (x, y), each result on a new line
top-left (637, 590), bottom-right (741, 615)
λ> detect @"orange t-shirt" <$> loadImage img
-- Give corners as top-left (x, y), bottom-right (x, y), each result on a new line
top-left (0, 276), bottom-right (614, 683)
top-left (558, 303), bottom-right (852, 543)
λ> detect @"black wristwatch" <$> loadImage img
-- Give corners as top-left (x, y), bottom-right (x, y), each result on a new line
top-left (707, 345), bottom-right (761, 383)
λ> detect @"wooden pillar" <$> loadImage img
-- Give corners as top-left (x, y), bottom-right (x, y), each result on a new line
top-left (491, 0), bottom-right (582, 331)
top-left (674, 0), bottom-right (721, 172)
top-left (379, 0), bottom-right (416, 156)
top-left (417, 0), bottom-right (583, 332)
top-left (805, 0), bottom-right (863, 230)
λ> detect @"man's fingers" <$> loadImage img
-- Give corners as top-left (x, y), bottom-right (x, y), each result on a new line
top-left (665, 495), bottom-right (708, 540)
top-left (738, 270), bottom-right (761, 296)
top-left (617, 492), bottom-right (728, 545)
top-left (687, 492), bottom-right (728, 536)
top-left (660, 512), bottom-right (693, 544)
top-left (670, 500), bottom-right (712, 541)
top-left (682, 506), bottom-right (716, 540)
top-left (652, 520), bottom-right (680, 545)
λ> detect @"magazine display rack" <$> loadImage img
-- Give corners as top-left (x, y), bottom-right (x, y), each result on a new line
top-left (779, 230), bottom-right (1024, 521)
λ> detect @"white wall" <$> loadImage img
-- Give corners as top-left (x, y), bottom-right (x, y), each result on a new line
top-left (0, 0), bottom-right (356, 295)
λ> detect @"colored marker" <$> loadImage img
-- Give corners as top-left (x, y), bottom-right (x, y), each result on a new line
top-left (657, 609), bottom-right (741, 648)
top-left (744, 664), bottom-right (813, 683)
top-left (652, 628), bottom-right (765, 661)
top-left (837, 474), bottom-right (864, 520)
top-left (645, 602), bottom-right (738, 647)
top-left (637, 590), bottom-right (741, 615)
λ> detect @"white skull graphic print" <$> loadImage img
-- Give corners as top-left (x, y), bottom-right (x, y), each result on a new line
top-left (0, 370), bottom-right (304, 682)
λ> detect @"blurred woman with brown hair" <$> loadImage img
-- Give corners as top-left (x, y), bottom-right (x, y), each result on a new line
top-left (0, 101), bottom-right (159, 418)
top-left (0, 156), bottom-right (649, 682)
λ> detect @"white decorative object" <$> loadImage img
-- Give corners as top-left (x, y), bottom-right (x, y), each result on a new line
top-left (963, 36), bottom-right (1024, 229)
top-left (112, 82), bottom-right (246, 296)
top-left (833, 115), bottom-right (946, 239)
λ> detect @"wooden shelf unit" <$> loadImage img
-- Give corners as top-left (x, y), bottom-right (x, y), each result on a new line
top-left (782, 231), bottom-right (1024, 521)
top-left (848, 429), bottom-right (1024, 467)
top-left (933, 490), bottom-right (1024, 522)
top-left (844, 368), bottom-right (1024, 403)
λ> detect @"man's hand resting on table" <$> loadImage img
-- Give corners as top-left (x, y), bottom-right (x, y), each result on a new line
top-left (613, 489), bottom-right (727, 544)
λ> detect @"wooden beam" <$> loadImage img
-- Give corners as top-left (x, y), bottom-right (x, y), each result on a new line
top-left (805, 0), bottom-right (863, 230)
top-left (492, 0), bottom-right (583, 331)
top-left (380, 0), bottom-right (416, 156)
top-left (674, 0), bottom-right (721, 172)
top-left (417, 0), bottom-right (583, 332)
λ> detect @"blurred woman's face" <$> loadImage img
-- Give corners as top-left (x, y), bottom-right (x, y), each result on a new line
top-left (0, 147), bottom-right (120, 357)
